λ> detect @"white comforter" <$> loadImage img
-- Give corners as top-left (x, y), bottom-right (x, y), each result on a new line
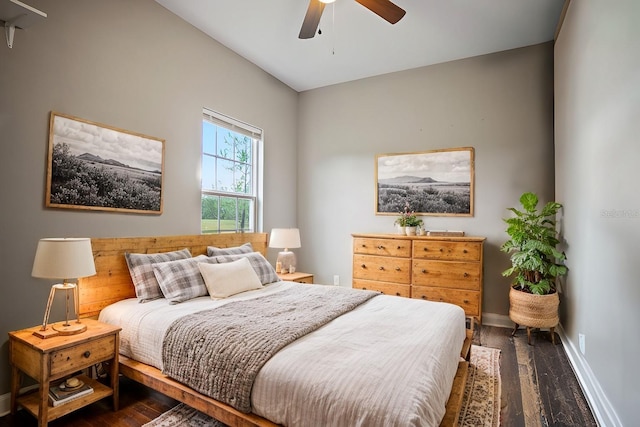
top-left (99, 282), bottom-right (465, 426)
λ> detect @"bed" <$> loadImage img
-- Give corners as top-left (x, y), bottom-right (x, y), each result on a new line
top-left (78, 233), bottom-right (471, 427)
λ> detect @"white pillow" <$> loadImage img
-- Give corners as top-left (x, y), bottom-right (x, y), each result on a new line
top-left (198, 257), bottom-right (263, 299)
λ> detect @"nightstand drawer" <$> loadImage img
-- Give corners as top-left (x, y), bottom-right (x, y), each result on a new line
top-left (50, 335), bottom-right (116, 376)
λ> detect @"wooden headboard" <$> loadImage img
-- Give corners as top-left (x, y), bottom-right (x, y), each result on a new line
top-left (78, 233), bottom-right (269, 318)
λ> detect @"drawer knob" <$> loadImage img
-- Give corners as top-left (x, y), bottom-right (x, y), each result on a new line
top-left (421, 295), bottom-right (427, 300)
top-left (463, 249), bottom-right (468, 253)
top-left (377, 245), bottom-right (385, 250)
top-left (361, 264), bottom-right (367, 268)
top-left (463, 299), bottom-right (469, 304)
top-left (439, 248), bottom-right (443, 252)
top-left (363, 287), bottom-right (367, 290)
top-left (361, 244), bottom-right (367, 248)
top-left (83, 351), bottom-right (91, 358)
top-left (395, 267), bottom-right (400, 271)
top-left (379, 266), bottom-right (385, 270)
top-left (423, 247), bottom-right (428, 251)
top-left (396, 292), bottom-right (401, 296)
top-left (421, 269), bottom-right (427, 274)
top-left (463, 272), bottom-right (469, 277)
top-left (397, 246), bottom-right (401, 249)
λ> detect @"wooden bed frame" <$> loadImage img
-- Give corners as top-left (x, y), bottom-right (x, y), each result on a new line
top-left (78, 233), bottom-right (469, 427)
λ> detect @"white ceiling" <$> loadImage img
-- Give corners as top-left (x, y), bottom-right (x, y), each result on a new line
top-left (155, 0), bottom-right (565, 92)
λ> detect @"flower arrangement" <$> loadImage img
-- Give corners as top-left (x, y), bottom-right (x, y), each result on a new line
top-left (395, 202), bottom-right (423, 227)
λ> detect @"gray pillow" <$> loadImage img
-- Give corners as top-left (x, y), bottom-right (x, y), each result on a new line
top-left (125, 248), bottom-right (192, 302)
top-left (207, 242), bottom-right (253, 257)
top-left (207, 242), bottom-right (253, 256)
top-left (212, 252), bottom-right (280, 285)
top-left (152, 255), bottom-right (217, 304)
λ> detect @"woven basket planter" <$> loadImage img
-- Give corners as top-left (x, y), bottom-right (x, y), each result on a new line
top-left (509, 287), bottom-right (559, 328)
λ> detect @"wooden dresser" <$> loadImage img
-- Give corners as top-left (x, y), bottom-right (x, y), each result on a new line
top-left (352, 233), bottom-right (485, 322)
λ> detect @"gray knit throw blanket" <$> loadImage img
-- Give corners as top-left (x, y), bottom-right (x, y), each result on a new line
top-left (162, 285), bottom-right (379, 413)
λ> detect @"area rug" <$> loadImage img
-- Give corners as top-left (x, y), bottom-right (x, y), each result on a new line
top-left (144, 345), bottom-right (501, 427)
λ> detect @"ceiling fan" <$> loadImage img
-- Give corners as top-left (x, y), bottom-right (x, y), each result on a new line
top-left (299, 0), bottom-right (406, 39)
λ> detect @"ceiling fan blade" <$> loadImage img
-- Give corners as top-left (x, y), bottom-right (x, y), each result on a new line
top-left (299, 0), bottom-right (326, 39)
top-left (355, 0), bottom-right (406, 24)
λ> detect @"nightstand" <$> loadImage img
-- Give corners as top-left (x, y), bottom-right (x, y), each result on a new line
top-left (277, 271), bottom-right (314, 284)
top-left (9, 318), bottom-right (121, 426)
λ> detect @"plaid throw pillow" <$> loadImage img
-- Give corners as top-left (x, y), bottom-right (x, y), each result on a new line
top-left (207, 242), bottom-right (253, 257)
top-left (125, 248), bottom-right (192, 302)
top-left (212, 252), bottom-right (280, 285)
top-left (152, 255), bottom-right (217, 304)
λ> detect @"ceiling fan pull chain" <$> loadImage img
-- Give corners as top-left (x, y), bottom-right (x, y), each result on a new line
top-left (331, 2), bottom-right (335, 55)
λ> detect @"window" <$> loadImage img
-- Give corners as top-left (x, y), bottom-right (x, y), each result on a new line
top-left (201, 109), bottom-right (262, 234)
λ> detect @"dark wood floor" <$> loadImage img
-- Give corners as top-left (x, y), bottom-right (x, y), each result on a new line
top-left (1, 326), bottom-right (596, 426)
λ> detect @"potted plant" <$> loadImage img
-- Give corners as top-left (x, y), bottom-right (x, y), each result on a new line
top-left (395, 202), bottom-right (423, 235)
top-left (501, 192), bottom-right (568, 344)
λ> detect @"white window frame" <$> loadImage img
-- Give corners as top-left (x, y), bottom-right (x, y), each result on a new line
top-left (201, 108), bottom-right (263, 233)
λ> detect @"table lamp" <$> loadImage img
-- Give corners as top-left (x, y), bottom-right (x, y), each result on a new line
top-left (31, 238), bottom-right (96, 338)
top-left (269, 228), bottom-right (301, 272)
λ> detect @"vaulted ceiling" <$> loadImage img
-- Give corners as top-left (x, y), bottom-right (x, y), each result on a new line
top-left (156, 0), bottom-right (566, 92)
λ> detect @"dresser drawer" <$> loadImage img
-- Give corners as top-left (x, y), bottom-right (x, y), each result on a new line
top-left (353, 254), bottom-right (411, 284)
top-left (411, 286), bottom-right (480, 317)
top-left (412, 260), bottom-right (481, 290)
top-left (353, 279), bottom-right (411, 297)
top-left (353, 238), bottom-right (411, 258)
top-left (413, 241), bottom-right (481, 261)
top-left (50, 335), bottom-right (116, 377)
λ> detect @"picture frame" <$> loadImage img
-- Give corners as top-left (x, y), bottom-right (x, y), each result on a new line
top-left (375, 147), bottom-right (474, 216)
top-left (46, 112), bottom-right (165, 214)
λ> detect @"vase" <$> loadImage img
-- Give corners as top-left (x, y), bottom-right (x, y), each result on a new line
top-left (405, 226), bottom-right (417, 236)
top-left (395, 225), bottom-right (405, 235)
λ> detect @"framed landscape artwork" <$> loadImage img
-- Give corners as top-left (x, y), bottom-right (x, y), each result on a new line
top-left (375, 147), bottom-right (474, 216)
top-left (46, 112), bottom-right (165, 214)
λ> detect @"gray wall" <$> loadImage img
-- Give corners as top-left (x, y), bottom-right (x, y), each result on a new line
top-left (297, 43), bottom-right (556, 320)
top-left (555, 1), bottom-right (639, 425)
top-left (0, 0), bottom-right (298, 396)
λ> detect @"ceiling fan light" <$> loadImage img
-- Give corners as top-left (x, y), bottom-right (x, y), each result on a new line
top-left (319, 0), bottom-right (336, 4)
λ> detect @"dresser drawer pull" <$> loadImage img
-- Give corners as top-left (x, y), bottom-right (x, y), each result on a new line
top-left (463, 272), bottom-right (469, 277)
top-left (396, 292), bottom-right (401, 296)
top-left (377, 245), bottom-right (385, 250)
top-left (439, 248), bottom-right (443, 252)
top-left (83, 351), bottom-right (91, 358)
top-left (421, 269), bottom-right (427, 274)
top-left (423, 247), bottom-right (428, 251)
top-left (463, 299), bottom-right (469, 304)
top-left (421, 295), bottom-right (427, 300)
top-left (463, 249), bottom-right (468, 253)
top-left (397, 245), bottom-right (402, 249)
top-left (379, 266), bottom-right (385, 270)
top-left (361, 264), bottom-right (367, 269)
top-left (361, 244), bottom-right (367, 248)
top-left (395, 267), bottom-right (401, 271)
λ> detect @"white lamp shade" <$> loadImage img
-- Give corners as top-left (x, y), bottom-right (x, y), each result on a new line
top-left (32, 238), bottom-right (96, 279)
top-left (269, 228), bottom-right (301, 249)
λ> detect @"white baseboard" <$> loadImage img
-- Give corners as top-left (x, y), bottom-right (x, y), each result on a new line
top-left (556, 325), bottom-right (622, 427)
top-left (483, 312), bottom-right (620, 427)
top-left (0, 391), bottom-right (9, 417)
top-left (0, 384), bottom-right (36, 417)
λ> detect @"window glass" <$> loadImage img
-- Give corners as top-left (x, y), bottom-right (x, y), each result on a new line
top-left (201, 110), bottom-right (260, 234)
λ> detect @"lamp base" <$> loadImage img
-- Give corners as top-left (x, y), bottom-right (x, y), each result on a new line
top-left (277, 251), bottom-right (297, 272)
top-left (53, 321), bottom-right (87, 336)
top-left (32, 328), bottom-right (60, 339)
